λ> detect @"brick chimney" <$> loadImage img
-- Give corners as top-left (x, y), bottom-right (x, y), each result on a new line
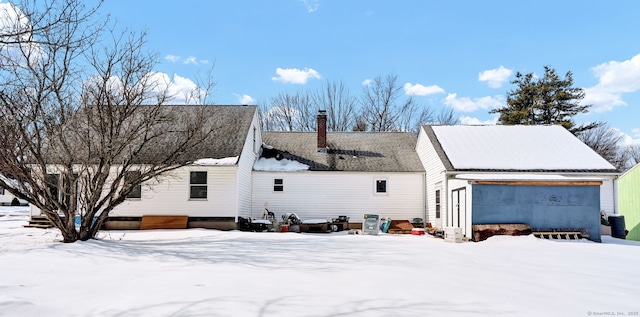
top-left (317, 110), bottom-right (327, 152)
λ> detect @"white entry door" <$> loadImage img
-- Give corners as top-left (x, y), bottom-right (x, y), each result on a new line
top-left (451, 188), bottom-right (467, 237)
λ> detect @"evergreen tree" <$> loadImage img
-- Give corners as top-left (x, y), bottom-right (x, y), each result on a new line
top-left (490, 66), bottom-right (601, 134)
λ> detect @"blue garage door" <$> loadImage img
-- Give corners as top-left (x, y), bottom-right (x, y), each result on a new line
top-left (471, 184), bottom-right (601, 242)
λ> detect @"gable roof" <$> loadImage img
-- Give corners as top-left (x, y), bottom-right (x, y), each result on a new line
top-left (423, 125), bottom-right (617, 172)
top-left (259, 132), bottom-right (424, 172)
top-left (65, 105), bottom-right (257, 164)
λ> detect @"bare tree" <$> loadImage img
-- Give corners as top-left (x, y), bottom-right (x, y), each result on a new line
top-left (359, 74), bottom-right (426, 132)
top-left (184, 62), bottom-right (217, 105)
top-left (435, 108), bottom-right (460, 125)
top-left (578, 124), bottom-right (627, 170)
top-left (262, 91), bottom-right (315, 131)
top-left (624, 143), bottom-right (640, 167)
top-left (312, 80), bottom-right (356, 131)
top-left (0, 0), bottom-right (217, 242)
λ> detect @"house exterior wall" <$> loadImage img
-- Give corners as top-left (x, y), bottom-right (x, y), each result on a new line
top-left (416, 128), bottom-right (446, 228)
top-left (618, 164), bottom-right (640, 241)
top-left (0, 186), bottom-right (23, 205)
top-left (600, 178), bottom-right (617, 216)
top-left (251, 171), bottom-right (425, 224)
top-left (471, 184), bottom-right (601, 242)
top-left (236, 110), bottom-right (262, 220)
top-left (112, 165), bottom-right (239, 218)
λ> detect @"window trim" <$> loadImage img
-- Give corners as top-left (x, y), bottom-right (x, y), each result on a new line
top-left (46, 173), bottom-right (61, 202)
top-left (125, 171), bottom-right (142, 200)
top-left (435, 189), bottom-right (441, 219)
top-left (273, 178), bottom-right (284, 192)
top-left (189, 171), bottom-right (208, 200)
top-left (374, 178), bottom-right (388, 195)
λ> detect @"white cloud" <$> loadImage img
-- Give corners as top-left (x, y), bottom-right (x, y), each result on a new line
top-left (362, 79), bottom-right (372, 86)
top-left (443, 93), bottom-right (505, 112)
top-left (301, 0), bottom-right (320, 13)
top-left (478, 66), bottom-right (513, 88)
top-left (583, 54), bottom-right (640, 113)
top-left (236, 94), bottom-right (255, 105)
top-left (621, 128), bottom-right (640, 147)
top-left (0, 2), bottom-right (43, 66)
top-left (403, 83), bottom-right (445, 96)
top-left (165, 55), bottom-right (180, 63)
top-left (271, 67), bottom-right (321, 84)
top-left (183, 56), bottom-right (198, 65)
top-left (459, 116), bottom-right (498, 125)
top-left (145, 72), bottom-right (202, 104)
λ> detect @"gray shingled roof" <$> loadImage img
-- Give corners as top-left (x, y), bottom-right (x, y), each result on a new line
top-left (60, 105), bottom-right (257, 164)
top-left (180, 105), bottom-right (256, 160)
top-left (260, 132), bottom-right (425, 172)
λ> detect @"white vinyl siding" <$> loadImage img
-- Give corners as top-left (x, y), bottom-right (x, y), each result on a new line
top-left (252, 171), bottom-right (424, 223)
top-left (236, 110), bottom-right (261, 220)
top-left (416, 127), bottom-right (447, 228)
top-left (600, 178), bottom-right (617, 216)
top-left (112, 166), bottom-right (238, 217)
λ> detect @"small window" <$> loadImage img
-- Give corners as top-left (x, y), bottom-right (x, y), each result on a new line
top-left (190, 171), bottom-right (207, 199)
top-left (46, 174), bottom-right (60, 201)
top-left (435, 189), bottom-right (441, 219)
top-left (274, 178), bottom-right (283, 192)
top-left (125, 171), bottom-right (142, 199)
top-left (375, 179), bottom-right (387, 193)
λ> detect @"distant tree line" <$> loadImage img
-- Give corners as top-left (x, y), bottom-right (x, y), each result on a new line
top-left (259, 74), bottom-right (459, 133)
top-left (261, 67), bottom-right (639, 171)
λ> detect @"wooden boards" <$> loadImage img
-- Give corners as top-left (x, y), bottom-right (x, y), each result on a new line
top-left (140, 215), bottom-right (188, 230)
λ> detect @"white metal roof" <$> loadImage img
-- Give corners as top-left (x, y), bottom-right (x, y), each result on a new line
top-left (431, 125), bottom-right (616, 171)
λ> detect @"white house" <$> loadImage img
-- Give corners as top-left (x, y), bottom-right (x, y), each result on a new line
top-left (250, 111), bottom-right (426, 227)
top-left (30, 105), bottom-right (262, 230)
top-left (416, 125), bottom-right (619, 242)
top-left (0, 176), bottom-right (28, 206)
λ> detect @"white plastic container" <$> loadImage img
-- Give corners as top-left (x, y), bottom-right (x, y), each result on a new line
top-left (444, 227), bottom-right (462, 243)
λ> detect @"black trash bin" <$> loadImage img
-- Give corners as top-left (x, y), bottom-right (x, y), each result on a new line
top-left (608, 215), bottom-right (628, 239)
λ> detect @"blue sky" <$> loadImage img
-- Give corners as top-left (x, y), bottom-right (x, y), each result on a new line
top-left (101, 1), bottom-right (639, 142)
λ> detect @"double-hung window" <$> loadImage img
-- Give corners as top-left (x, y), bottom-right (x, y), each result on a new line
top-left (190, 171), bottom-right (208, 199)
top-left (125, 171), bottom-right (142, 199)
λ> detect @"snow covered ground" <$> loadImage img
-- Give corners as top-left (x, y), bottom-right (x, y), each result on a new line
top-left (1, 206), bottom-right (639, 317)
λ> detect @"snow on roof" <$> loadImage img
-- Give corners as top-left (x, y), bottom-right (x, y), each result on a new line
top-left (430, 125), bottom-right (616, 171)
top-left (193, 157), bottom-right (239, 166)
top-left (455, 173), bottom-right (606, 181)
top-left (254, 157), bottom-right (310, 171)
